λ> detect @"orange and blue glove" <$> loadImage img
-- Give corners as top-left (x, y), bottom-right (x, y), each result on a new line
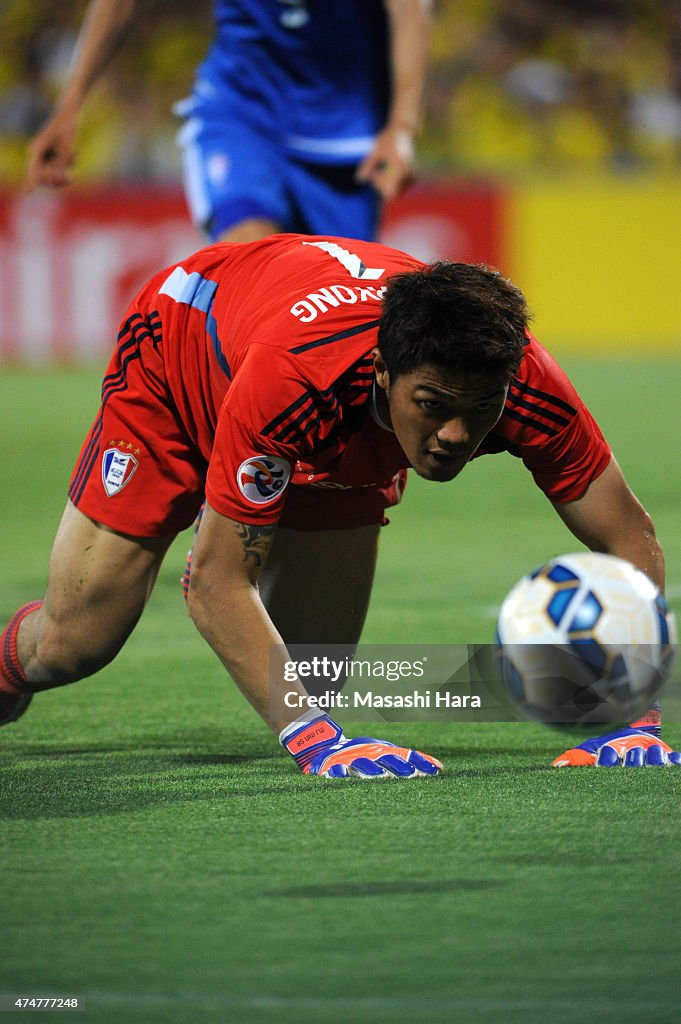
top-left (552, 726), bottom-right (681, 767)
top-left (280, 710), bottom-right (443, 779)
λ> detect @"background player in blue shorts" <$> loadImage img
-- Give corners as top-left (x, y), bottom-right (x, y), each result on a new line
top-left (25, 0), bottom-right (433, 243)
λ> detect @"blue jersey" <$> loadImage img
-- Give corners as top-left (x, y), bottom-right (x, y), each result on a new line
top-left (182, 0), bottom-right (390, 164)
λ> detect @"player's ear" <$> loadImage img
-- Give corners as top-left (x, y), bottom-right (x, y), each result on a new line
top-left (372, 348), bottom-right (390, 391)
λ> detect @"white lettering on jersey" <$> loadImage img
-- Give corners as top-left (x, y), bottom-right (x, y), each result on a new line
top-left (329, 285), bottom-right (357, 304)
top-left (308, 288), bottom-right (341, 312)
top-left (290, 284), bottom-right (386, 322)
top-left (302, 240), bottom-right (385, 280)
top-left (290, 240), bottom-right (387, 322)
top-left (290, 299), bottom-right (318, 323)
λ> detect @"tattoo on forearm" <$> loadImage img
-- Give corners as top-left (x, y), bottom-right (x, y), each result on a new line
top-left (235, 522), bottom-right (277, 570)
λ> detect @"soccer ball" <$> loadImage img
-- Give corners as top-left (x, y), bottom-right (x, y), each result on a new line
top-left (496, 552), bottom-right (677, 726)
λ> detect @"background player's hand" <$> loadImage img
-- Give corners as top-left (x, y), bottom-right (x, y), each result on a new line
top-left (355, 125), bottom-right (415, 201)
top-left (25, 107), bottom-right (79, 192)
top-left (552, 726), bottom-right (681, 767)
top-left (280, 711), bottom-right (443, 779)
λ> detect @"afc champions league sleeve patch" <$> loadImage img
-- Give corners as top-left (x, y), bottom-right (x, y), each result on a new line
top-left (237, 455), bottom-right (291, 505)
top-left (102, 446), bottom-right (139, 497)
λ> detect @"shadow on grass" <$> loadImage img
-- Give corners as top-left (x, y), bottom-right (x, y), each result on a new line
top-left (272, 878), bottom-right (505, 898)
top-left (0, 749), bottom-right (284, 821)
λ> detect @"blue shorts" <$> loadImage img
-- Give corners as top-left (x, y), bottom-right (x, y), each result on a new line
top-left (176, 112), bottom-right (381, 242)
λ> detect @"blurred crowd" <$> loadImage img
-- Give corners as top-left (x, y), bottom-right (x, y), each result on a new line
top-left (1, 0), bottom-right (680, 186)
top-left (428, 0), bottom-right (681, 173)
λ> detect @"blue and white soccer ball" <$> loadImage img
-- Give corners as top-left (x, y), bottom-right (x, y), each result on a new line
top-left (496, 552), bottom-right (677, 726)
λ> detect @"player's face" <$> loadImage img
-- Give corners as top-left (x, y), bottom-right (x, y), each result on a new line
top-left (375, 358), bottom-right (509, 482)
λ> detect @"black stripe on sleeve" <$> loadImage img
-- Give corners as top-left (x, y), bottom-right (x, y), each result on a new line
top-left (502, 406), bottom-right (560, 438)
top-left (510, 378), bottom-right (577, 416)
top-left (290, 319), bottom-right (380, 355)
top-left (506, 391), bottom-right (571, 428)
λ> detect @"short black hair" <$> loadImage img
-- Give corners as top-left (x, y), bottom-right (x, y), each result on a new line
top-left (378, 261), bottom-right (530, 381)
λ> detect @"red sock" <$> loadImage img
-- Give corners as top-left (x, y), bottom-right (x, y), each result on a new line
top-left (0, 601), bottom-right (43, 694)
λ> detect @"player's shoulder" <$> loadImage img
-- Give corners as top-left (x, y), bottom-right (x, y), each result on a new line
top-left (266, 233), bottom-right (423, 275)
top-left (514, 332), bottom-right (579, 402)
top-left (497, 332), bottom-right (583, 444)
top-left (196, 233), bottom-right (421, 287)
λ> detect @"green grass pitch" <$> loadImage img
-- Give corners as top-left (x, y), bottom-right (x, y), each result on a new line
top-left (1, 360), bottom-right (680, 1023)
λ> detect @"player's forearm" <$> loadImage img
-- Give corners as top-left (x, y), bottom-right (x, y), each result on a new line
top-left (556, 504), bottom-right (665, 592)
top-left (603, 525), bottom-right (665, 594)
top-left (188, 580), bottom-right (308, 734)
top-left (55, 0), bottom-right (138, 114)
top-left (384, 0), bottom-right (432, 134)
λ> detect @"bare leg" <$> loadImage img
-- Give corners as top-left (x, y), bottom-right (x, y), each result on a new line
top-left (258, 525), bottom-right (381, 648)
top-left (16, 501), bottom-right (175, 689)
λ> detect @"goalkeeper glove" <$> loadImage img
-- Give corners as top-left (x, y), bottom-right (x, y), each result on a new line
top-left (280, 710), bottom-right (443, 779)
top-left (552, 726), bottom-right (681, 767)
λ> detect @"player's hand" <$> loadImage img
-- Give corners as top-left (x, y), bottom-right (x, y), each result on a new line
top-left (25, 107), bottom-right (79, 192)
top-left (280, 711), bottom-right (443, 779)
top-left (355, 125), bottom-right (415, 201)
top-left (552, 726), bottom-right (681, 767)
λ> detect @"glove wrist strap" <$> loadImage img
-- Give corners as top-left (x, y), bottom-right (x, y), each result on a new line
top-left (279, 710), bottom-right (345, 771)
top-left (629, 703), bottom-right (662, 735)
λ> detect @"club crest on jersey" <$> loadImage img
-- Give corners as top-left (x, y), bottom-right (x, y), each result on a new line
top-left (237, 456), bottom-right (290, 505)
top-left (102, 447), bottom-right (139, 497)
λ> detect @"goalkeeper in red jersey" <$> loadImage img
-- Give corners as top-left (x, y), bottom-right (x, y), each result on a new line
top-left (0, 234), bottom-right (675, 774)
